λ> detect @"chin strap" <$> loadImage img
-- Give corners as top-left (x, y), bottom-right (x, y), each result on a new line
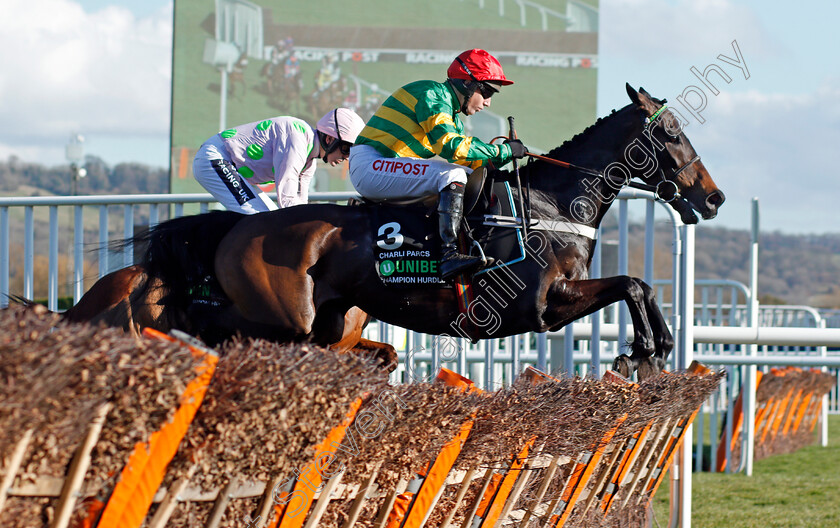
top-left (318, 131), bottom-right (330, 163)
top-left (448, 79), bottom-right (471, 114)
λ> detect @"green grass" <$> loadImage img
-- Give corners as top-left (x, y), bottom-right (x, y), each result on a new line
top-left (651, 415), bottom-right (840, 527)
top-left (257, 0), bottom-right (596, 31)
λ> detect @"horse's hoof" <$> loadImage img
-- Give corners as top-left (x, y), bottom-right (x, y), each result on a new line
top-left (377, 345), bottom-right (399, 374)
top-left (637, 357), bottom-right (665, 381)
top-left (613, 355), bottom-right (634, 379)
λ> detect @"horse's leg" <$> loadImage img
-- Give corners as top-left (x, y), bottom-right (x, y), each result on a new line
top-left (63, 266), bottom-right (153, 336)
top-left (310, 298), bottom-right (352, 347)
top-left (325, 306), bottom-right (397, 372)
top-left (128, 274), bottom-right (174, 336)
top-left (633, 278), bottom-right (674, 379)
top-left (545, 276), bottom-right (672, 379)
top-left (63, 266), bottom-right (145, 324)
top-left (64, 267), bottom-right (174, 337)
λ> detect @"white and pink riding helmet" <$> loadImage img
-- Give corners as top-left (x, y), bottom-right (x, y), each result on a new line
top-left (316, 107), bottom-right (366, 161)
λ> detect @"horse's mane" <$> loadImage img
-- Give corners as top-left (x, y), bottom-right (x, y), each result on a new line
top-left (539, 103), bottom-right (635, 161)
top-left (540, 90), bottom-right (666, 160)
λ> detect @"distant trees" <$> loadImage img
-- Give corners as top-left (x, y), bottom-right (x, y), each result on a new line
top-left (0, 155), bottom-right (168, 196)
top-left (601, 222), bottom-right (840, 309)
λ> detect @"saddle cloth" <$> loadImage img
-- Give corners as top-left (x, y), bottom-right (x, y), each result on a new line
top-left (370, 205), bottom-right (449, 288)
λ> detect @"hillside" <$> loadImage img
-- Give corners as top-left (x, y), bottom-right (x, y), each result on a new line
top-left (0, 155), bottom-right (167, 195)
top-left (697, 227), bottom-right (840, 307)
top-left (601, 222), bottom-right (840, 308)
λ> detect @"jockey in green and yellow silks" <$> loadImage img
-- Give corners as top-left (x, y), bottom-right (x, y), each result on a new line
top-left (350, 49), bottom-right (528, 279)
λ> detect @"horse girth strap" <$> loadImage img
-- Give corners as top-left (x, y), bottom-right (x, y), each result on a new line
top-left (483, 214), bottom-right (597, 240)
top-left (529, 219), bottom-right (598, 240)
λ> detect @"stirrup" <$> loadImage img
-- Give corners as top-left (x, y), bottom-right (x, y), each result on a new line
top-left (440, 254), bottom-right (484, 280)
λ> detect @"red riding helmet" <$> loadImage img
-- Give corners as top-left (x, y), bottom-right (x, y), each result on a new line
top-left (447, 49), bottom-right (513, 86)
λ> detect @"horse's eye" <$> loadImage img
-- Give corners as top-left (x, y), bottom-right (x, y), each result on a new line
top-left (664, 132), bottom-right (681, 143)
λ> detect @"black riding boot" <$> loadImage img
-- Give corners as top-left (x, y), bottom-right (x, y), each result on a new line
top-left (438, 182), bottom-right (483, 280)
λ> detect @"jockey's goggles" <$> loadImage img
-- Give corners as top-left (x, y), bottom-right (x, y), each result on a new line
top-left (331, 108), bottom-right (352, 156)
top-left (338, 141), bottom-right (353, 156)
top-left (454, 56), bottom-right (501, 99)
top-left (476, 82), bottom-right (500, 99)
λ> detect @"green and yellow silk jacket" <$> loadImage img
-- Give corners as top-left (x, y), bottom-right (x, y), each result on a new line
top-left (356, 80), bottom-right (513, 170)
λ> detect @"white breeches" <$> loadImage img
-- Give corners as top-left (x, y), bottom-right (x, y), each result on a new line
top-left (348, 144), bottom-right (469, 200)
top-left (193, 134), bottom-right (278, 214)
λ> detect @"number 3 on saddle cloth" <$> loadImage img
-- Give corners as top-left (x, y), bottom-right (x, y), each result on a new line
top-left (364, 176), bottom-right (527, 290)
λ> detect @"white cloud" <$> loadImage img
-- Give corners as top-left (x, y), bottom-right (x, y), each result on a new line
top-left (0, 0), bottom-right (172, 166)
top-left (600, 0), bottom-right (779, 62)
top-left (686, 80), bottom-right (840, 233)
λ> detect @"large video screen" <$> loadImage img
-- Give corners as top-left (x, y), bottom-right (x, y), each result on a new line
top-left (170, 0), bottom-right (598, 195)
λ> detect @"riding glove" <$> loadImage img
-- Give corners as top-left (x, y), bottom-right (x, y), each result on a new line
top-left (505, 139), bottom-right (529, 159)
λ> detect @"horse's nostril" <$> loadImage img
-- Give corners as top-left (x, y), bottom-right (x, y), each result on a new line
top-left (706, 190), bottom-right (726, 208)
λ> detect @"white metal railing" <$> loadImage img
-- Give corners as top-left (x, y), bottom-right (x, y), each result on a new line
top-left (510, 0), bottom-right (567, 31)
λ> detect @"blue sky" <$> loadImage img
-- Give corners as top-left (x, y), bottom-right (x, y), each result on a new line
top-left (2, 0), bottom-right (172, 169)
top-left (2, 0), bottom-right (838, 233)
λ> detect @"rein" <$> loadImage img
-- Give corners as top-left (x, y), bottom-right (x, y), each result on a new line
top-left (524, 151), bottom-right (660, 195)
top-left (525, 151), bottom-right (601, 178)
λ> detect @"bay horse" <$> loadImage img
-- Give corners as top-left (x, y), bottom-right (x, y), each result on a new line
top-left (122, 84), bottom-right (723, 379)
top-left (7, 246), bottom-right (396, 370)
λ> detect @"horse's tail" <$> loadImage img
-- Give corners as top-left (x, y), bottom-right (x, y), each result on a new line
top-left (123, 211), bottom-right (246, 308)
top-left (5, 293), bottom-right (40, 308)
top-left (4, 294), bottom-right (62, 319)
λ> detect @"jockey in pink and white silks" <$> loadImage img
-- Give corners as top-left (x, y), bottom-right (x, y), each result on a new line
top-left (193, 108), bottom-right (365, 214)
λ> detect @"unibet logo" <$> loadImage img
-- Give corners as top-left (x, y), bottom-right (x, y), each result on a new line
top-left (380, 260), bottom-right (395, 277)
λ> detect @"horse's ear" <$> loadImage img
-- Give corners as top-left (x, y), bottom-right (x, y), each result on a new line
top-left (626, 83), bottom-right (642, 105)
top-left (627, 84), bottom-right (657, 112)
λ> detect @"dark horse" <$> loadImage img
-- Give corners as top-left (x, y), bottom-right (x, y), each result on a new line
top-left (68, 85), bottom-right (725, 379)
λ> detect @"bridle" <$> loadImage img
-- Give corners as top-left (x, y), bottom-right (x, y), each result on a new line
top-left (638, 104), bottom-right (701, 203)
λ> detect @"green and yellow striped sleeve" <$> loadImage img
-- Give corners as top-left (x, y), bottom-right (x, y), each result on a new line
top-left (412, 84), bottom-right (511, 167)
